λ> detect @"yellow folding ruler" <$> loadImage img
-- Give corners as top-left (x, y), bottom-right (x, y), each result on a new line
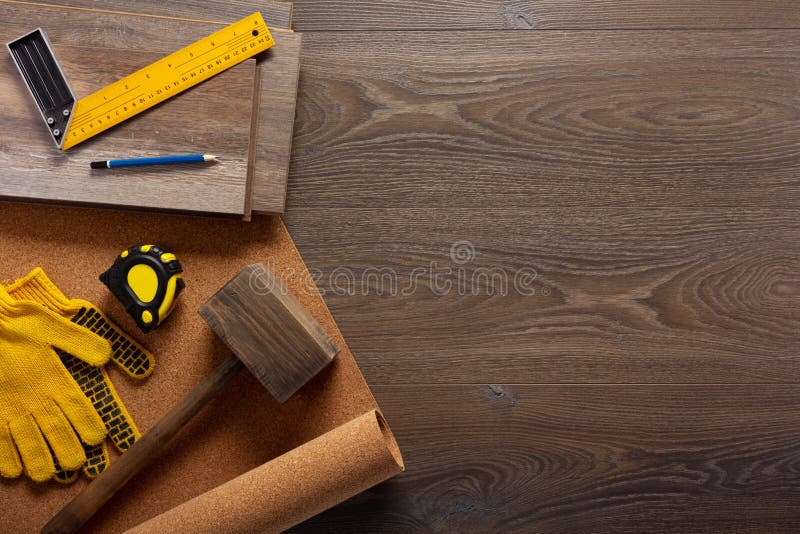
top-left (8, 12), bottom-right (274, 150)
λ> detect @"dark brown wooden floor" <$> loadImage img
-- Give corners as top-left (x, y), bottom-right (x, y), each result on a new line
top-left (13, 0), bottom-right (798, 531)
top-left (282, 1), bottom-right (800, 532)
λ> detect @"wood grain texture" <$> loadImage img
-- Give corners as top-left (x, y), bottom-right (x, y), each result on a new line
top-left (8, 0), bottom-right (293, 29)
top-left (288, 30), bottom-right (800, 209)
top-left (199, 264), bottom-right (340, 403)
top-left (283, 207), bottom-right (800, 384)
top-left (251, 31), bottom-right (301, 214)
top-left (14, 1), bottom-right (800, 531)
top-left (292, 0), bottom-right (800, 30)
top-left (289, 384), bottom-right (800, 533)
top-left (0, 2), bottom-right (301, 214)
top-left (0, 44), bottom-right (256, 216)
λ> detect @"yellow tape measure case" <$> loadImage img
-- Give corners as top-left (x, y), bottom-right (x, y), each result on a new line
top-left (100, 245), bottom-right (184, 333)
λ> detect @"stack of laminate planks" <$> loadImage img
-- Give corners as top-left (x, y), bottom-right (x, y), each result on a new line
top-left (0, 1), bottom-right (301, 218)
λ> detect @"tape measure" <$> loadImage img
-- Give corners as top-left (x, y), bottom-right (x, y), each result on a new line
top-left (61, 12), bottom-right (274, 150)
top-left (100, 245), bottom-right (185, 333)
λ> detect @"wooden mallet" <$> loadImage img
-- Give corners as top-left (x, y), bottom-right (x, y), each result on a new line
top-left (43, 264), bottom-right (340, 534)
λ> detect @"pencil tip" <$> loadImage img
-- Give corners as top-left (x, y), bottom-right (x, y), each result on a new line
top-left (204, 155), bottom-right (219, 162)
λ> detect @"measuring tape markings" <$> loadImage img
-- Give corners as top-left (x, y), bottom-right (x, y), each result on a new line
top-left (62, 13), bottom-right (273, 150)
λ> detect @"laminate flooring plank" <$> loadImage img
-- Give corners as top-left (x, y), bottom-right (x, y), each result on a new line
top-left (251, 31), bottom-right (301, 214)
top-left (284, 207), bottom-right (800, 384)
top-left (1, 2), bottom-right (301, 214)
top-left (0, 44), bottom-right (256, 215)
top-left (291, 0), bottom-right (800, 31)
top-left (0, 3), bottom-right (288, 52)
top-left (14, 0), bottom-right (293, 29)
top-left (289, 385), bottom-right (800, 533)
top-left (288, 30), bottom-right (800, 209)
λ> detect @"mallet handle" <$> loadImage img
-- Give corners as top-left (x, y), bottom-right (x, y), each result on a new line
top-left (43, 355), bottom-right (245, 534)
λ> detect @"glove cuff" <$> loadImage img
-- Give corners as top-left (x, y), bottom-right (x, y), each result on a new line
top-left (5, 268), bottom-right (74, 314)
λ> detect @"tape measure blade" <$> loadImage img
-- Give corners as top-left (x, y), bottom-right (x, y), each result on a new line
top-left (62, 12), bottom-right (274, 150)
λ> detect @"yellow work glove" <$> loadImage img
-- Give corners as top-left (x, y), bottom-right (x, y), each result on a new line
top-left (0, 285), bottom-right (112, 483)
top-left (5, 268), bottom-right (154, 482)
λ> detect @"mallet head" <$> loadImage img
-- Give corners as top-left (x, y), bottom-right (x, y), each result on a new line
top-left (199, 264), bottom-right (340, 403)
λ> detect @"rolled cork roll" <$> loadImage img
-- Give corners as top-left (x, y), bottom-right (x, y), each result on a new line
top-left (126, 410), bottom-right (404, 533)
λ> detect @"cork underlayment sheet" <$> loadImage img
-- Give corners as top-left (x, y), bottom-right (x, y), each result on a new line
top-left (0, 201), bottom-right (404, 533)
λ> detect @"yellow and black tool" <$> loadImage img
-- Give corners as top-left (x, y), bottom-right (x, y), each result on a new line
top-left (7, 12), bottom-right (274, 150)
top-left (100, 245), bottom-right (184, 333)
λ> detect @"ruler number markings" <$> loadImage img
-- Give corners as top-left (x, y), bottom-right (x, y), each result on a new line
top-left (64, 13), bottom-right (272, 149)
top-left (176, 25), bottom-right (266, 77)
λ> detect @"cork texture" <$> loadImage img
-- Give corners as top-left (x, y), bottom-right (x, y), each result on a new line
top-left (127, 410), bottom-right (403, 533)
top-left (0, 201), bottom-right (399, 532)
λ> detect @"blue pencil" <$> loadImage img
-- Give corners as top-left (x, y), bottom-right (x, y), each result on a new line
top-left (90, 153), bottom-right (218, 169)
